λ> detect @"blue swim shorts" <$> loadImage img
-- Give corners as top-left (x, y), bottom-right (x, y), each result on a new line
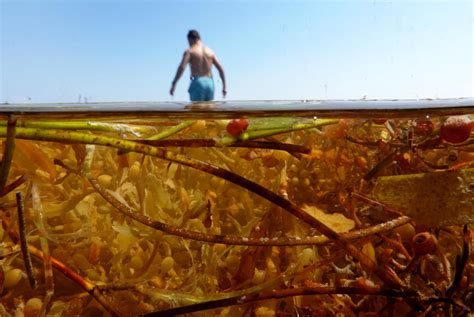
top-left (188, 76), bottom-right (215, 101)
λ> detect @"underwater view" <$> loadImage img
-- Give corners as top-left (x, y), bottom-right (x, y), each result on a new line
top-left (0, 100), bottom-right (473, 316)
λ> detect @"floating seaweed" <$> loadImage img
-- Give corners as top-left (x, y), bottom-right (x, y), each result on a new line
top-left (0, 103), bottom-right (473, 316)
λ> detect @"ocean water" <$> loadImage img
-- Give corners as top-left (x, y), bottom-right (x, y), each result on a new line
top-left (0, 99), bottom-right (472, 316)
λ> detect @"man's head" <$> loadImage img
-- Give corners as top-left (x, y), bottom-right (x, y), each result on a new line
top-left (187, 30), bottom-right (201, 45)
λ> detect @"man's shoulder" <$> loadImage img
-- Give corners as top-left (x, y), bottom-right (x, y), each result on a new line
top-left (204, 45), bottom-right (215, 54)
top-left (203, 46), bottom-right (215, 58)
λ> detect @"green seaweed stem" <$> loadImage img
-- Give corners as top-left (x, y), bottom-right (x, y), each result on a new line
top-left (146, 120), bottom-right (195, 140)
top-left (218, 119), bottom-right (338, 146)
top-left (0, 119), bottom-right (153, 135)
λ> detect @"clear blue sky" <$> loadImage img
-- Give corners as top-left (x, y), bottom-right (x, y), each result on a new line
top-left (1, 0), bottom-right (472, 103)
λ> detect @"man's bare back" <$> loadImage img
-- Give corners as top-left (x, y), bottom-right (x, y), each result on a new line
top-left (187, 44), bottom-right (214, 78)
top-left (170, 30), bottom-right (226, 101)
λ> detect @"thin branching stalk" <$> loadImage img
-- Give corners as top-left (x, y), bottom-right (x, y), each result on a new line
top-left (16, 192), bottom-right (37, 289)
top-left (345, 136), bottom-right (381, 147)
top-left (136, 139), bottom-right (311, 154)
top-left (0, 115), bottom-right (17, 193)
top-left (0, 127), bottom-right (404, 287)
top-left (45, 254), bottom-right (121, 316)
top-left (265, 136), bottom-right (304, 158)
top-left (0, 175), bottom-right (28, 198)
top-left (141, 285), bottom-right (414, 317)
top-left (415, 152), bottom-right (449, 170)
top-left (351, 192), bottom-right (404, 217)
top-left (364, 149), bottom-right (399, 181)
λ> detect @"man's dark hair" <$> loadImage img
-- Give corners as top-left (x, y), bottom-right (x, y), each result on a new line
top-left (187, 30), bottom-right (201, 41)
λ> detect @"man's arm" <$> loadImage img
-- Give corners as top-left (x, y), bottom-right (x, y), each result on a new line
top-left (170, 51), bottom-right (191, 96)
top-left (212, 55), bottom-right (227, 97)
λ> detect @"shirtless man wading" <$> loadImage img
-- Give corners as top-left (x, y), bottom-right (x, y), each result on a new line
top-left (170, 30), bottom-right (227, 101)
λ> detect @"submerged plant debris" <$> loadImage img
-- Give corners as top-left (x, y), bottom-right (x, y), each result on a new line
top-left (0, 109), bottom-right (473, 316)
